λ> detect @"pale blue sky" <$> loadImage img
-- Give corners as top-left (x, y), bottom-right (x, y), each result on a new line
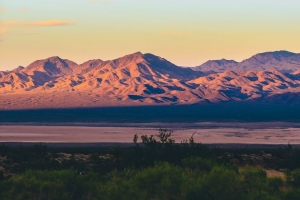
top-left (1, 0), bottom-right (300, 69)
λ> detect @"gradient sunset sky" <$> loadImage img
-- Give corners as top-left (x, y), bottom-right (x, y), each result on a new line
top-left (1, 0), bottom-right (300, 70)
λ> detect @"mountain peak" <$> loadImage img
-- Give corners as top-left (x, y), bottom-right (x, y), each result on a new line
top-left (250, 50), bottom-right (297, 62)
top-left (193, 59), bottom-right (238, 72)
top-left (22, 56), bottom-right (78, 76)
top-left (132, 51), bottom-right (143, 56)
top-left (45, 56), bottom-right (63, 62)
top-left (193, 50), bottom-right (300, 72)
top-left (12, 66), bottom-right (25, 72)
top-left (122, 51), bottom-right (144, 59)
top-left (110, 52), bottom-right (145, 65)
top-left (40, 56), bottom-right (78, 66)
top-left (254, 50), bottom-right (296, 58)
top-left (210, 59), bottom-right (238, 66)
top-left (80, 59), bottom-right (103, 65)
top-left (143, 53), bottom-right (165, 60)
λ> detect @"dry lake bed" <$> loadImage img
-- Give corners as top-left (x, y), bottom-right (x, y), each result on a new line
top-left (1, 123), bottom-right (300, 144)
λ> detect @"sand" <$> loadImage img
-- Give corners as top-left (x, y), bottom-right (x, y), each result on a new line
top-left (1, 125), bottom-right (300, 144)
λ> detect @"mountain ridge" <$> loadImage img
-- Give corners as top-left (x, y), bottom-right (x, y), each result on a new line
top-left (193, 50), bottom-right (300, 73)
top-left (1, 51), bottom-right (300, 109)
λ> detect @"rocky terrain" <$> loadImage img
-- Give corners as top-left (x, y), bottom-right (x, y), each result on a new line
top-left (1, 51), bottom-right (300, 109)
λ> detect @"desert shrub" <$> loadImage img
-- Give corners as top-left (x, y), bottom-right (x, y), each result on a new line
top-left (240, 166), bottom-right (282, 200)
top-left (283, 168), bottom-right (300, 199)
top-left (289, 168), bottom-right (300, 187)
top-left (284, 189), bottom-right (300, 200)
top-left (1, 170), bottom-right (100, 200)
top-left (101, 162), bottom-right (184, 200)
top-left (2, 133), bottom-right (300, 200)
top-left (0, 160), bottom-right (288, 200)
top-left (182, 156), bottom-right (214, 173)
top-left (186, 166), bottom-right (243, 200)
top-left (133, 162), bottom-right (184, 199)
top-left (267, 177), bottom-right (284, 191)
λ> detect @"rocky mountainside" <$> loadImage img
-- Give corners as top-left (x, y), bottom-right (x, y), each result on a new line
top-left (193, 51), bottom-right (300, 73)
top-left (1, 51), bottom-right (300, 109)
top-left (193, 59), bottom-right (238, 72)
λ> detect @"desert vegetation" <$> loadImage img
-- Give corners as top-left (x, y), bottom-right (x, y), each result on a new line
top-left (1, 129), bottom-right (300, 199)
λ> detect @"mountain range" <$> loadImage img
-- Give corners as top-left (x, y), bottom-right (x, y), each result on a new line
top-left (1, 50), bottom-right (300, 109)
top-left (193, 50), bottom-right (300, 73)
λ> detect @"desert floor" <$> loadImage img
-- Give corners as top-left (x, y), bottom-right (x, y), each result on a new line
top-left (1, 124), bottom-right (300, 144)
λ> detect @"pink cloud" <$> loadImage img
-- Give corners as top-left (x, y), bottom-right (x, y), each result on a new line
top-left (0, 20), bottom-right (72, 35)
top-left (28, 20), bottom-right (72, 27)
top-left (0, 20), bottom-right (72, 28)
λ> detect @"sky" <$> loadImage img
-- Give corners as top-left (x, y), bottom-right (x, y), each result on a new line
top-left (1, 0), bottom-right (300, 70)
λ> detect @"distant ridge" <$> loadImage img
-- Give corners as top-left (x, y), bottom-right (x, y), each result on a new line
top-left (193, 59), bottom-right (238, 72)
top-left (193, 50), bottom-right (300, 73)
top-left (1, 50), bottom-right (300, 109)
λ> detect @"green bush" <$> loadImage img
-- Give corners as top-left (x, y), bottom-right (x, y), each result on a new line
top-left (1, 170), bottom-right (100, 200)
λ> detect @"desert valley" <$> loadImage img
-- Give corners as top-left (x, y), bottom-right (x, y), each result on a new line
top-left (3, 0), bottom-right (300, 198)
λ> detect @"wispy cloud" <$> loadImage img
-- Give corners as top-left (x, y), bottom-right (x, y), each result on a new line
top-left (0, 20), bottom-right (20, 28)
top-left (0, 21), bottom-right (17, 36)
top-left (0, 20), bottom-right (72, 28)
top-left (0, 20), bottom-right (72, 35)
top-left (28, 20), bottom-right (72, 27)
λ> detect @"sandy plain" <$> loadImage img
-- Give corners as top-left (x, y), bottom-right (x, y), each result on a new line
top-left (0, 92), bottom-right (147, 110)
top-left (1, 124), bottom-right (300, 144)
